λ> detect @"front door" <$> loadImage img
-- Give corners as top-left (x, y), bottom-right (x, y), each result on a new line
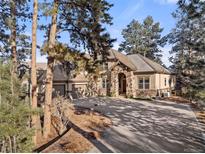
top-left (118, 73), bottom-right (126, 95)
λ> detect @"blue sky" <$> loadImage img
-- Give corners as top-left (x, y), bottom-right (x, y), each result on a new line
top-left (34, 0), bottom-right (178, 67)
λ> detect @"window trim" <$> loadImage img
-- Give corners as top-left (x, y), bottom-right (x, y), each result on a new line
top-left (138, 77), bottom-right (150, 90)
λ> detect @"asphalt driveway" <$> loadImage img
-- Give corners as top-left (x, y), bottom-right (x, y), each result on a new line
top-left (74, 97), bottom-right (205, 153)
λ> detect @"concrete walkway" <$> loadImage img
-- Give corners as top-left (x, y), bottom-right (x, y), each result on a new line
top-left (74, 97), bottom-right (205, 153)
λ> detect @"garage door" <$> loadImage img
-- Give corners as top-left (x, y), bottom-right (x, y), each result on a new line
top-left (53, 84), bottom-right (66, 97)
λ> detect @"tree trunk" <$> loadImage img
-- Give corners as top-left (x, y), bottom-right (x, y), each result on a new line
top-left (31, 0), bottom-right (41, 146)
top-left (10, 0), bottom-right (17, 69)
top-left (10, 0), bottom-right (17, 97)
top-left (43, 0), bottom-right (58, 138)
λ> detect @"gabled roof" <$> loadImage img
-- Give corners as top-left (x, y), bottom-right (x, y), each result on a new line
top-left (108, 49), bottom-right (137, 70)
top-left (69, 73), bottom-right (88, 82)
top-left (36, 63), bottom-right (69, 82)
top-left (108, 49), bottom-right (170, 74)
top-left (34, 63), bottom-right (88, 82)
top-left (128, 54), bottom-right (170, 74)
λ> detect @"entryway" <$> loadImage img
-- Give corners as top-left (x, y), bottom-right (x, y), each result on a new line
top-left (118, 73), bottom-right (126, 95)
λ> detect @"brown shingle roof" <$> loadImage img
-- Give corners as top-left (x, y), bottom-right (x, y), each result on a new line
top-left (108, 49), bottom-right (137, 70)
top-left (35, 63), bottom-right (69, 82)
top-left (108, 49), bottom-right (170, 74)
top-left (127, 54), bottom-right (170, 74)
top-left (69, 73), bottom-right (88, 82)
top-left (35, 63), bottom-right (89, 82)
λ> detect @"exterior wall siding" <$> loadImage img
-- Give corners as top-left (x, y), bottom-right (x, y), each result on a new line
top-left (155, 73), bottom-right (175, 90)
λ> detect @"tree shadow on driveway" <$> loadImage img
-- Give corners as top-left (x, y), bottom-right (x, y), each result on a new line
top-left (74, 97), bottom-right (205, 153)
top-left (68, 121), bottom-right (113, 153)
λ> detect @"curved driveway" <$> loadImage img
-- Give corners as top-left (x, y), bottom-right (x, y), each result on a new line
top-left (74, 97), bottom-right (205, 153)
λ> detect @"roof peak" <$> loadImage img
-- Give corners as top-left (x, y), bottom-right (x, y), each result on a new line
top-left (127, 53), bottom-right (170, 74)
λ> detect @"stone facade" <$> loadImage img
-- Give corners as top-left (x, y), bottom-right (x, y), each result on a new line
top-left (102, 62), bottom-right (135, 97)
top-left (97, 61), bottom-right (173, 98)
top-left (135, 89), bottom-right (157, 98)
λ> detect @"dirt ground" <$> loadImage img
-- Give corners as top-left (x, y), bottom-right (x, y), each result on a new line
top-left (37, 101), bottom-right (112, 153)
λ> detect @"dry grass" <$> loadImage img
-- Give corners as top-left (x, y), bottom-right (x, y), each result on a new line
top-left (195, 111), bottom-right (205, 133)
top-left (163, 96), bottom-right (191, 104)
top-left (38, 102), bottom-right (112, 153)
top-left (163, 96), bottom-right (202, 109)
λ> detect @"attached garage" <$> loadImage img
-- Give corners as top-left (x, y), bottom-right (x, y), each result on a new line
top-left (53, 84), bottom-right (66, 97)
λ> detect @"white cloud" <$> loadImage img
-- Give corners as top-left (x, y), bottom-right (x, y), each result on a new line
top-left (154, 0), bottom-right (178, 5)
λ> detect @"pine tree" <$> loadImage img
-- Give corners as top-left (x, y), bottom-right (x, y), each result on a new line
top-left (43, 0), bottom-right (59, 138)
top-left (39, 0), bottom-right (114, 138)
top-left (0, 60), bottom-right (34, 153)
top-left (0, 0), bottom-right (31, 64)
top-left (167, 0), bottom-right (205, 101)
top-left (31, 0), bottom-right (41, 146)
top-left (0, 1), bottom-right (38, 151)
top-left (0, 0), bottom-right (31, 103)
top-left (119, 16), bottom-right (164, 64)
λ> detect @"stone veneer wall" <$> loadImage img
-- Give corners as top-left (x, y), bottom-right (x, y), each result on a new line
top-left (135, 89), bottom-right (157, 98)
top-left (110, 64), bottom-right (134, 97)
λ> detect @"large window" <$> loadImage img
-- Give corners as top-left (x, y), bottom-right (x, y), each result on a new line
top-left (138, 77), bottom-right (150, 89)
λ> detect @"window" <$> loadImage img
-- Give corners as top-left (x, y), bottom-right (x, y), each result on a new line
top-left (164, 78), bottom-right (167, 86)
top-left (138, 78), bottom-right (144, 89)
top-left (138, 77), bottom-right (150, 89)
top-left (102, 78), bottom-right (106, 88)
top-left (144, 78), bottom-right (150, 89)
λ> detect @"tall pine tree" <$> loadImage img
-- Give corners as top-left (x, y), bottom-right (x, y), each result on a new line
top-left (119, 16), bottom-right (164, 64)
top-left (0, 0), bottom-right (31, 64)
top-left (0, 60), bottom-right (34, 153)
top-left (40, 0), bottom-right (114, 138)
top-left (167, 0), bottom-right (205, 101)
top-left (31, 0), bottom-right (42, 146)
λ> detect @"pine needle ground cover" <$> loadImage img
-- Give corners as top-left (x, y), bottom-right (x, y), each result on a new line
top-left (38, 98), bottom-right (112, 153)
